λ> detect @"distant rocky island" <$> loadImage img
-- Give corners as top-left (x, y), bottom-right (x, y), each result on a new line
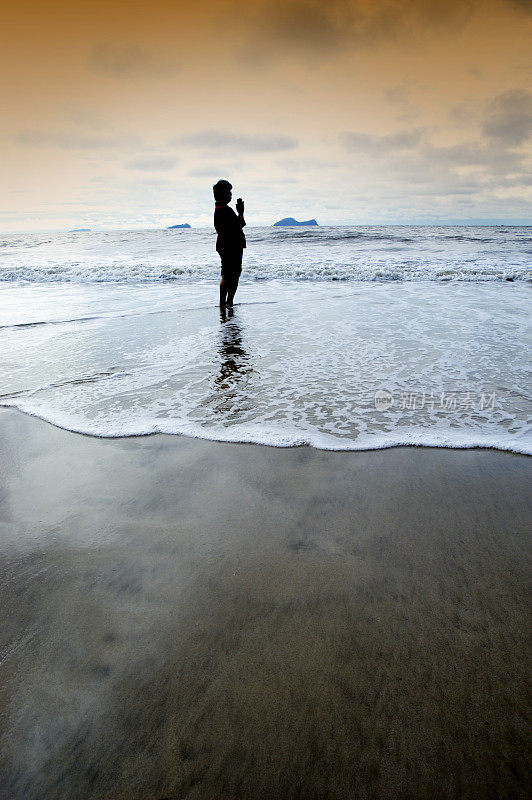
top-left (69, 228), bottom-right (91, 232)
top-left (167, 223), bottom-right (191, 229)
top-left (273, 218), bottom-right (318, 227)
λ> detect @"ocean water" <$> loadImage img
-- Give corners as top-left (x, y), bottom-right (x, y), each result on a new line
top-left (0, 227), bottom-right (530, 453)
top-left (1, 225), bottom-right (531, 284)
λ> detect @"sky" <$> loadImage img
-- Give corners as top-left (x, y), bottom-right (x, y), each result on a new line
top-left (1, 0), bottom-right (531, 230)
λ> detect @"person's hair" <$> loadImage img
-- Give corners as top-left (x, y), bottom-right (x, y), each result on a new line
top-left (213, 179), bottom-right (232, 201)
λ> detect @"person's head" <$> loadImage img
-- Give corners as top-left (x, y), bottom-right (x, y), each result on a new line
top-left (213, 179), bottom-right (232, 204)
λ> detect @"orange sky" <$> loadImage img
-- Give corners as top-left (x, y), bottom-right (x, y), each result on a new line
top-left (1, 0), bottom-right (531, 230)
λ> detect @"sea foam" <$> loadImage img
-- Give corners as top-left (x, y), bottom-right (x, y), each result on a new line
top-left (1, 281), bottom-right (530, 454)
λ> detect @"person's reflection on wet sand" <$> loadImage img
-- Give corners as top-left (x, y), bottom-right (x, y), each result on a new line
top-left (214, 308), bottom-right (252, 407)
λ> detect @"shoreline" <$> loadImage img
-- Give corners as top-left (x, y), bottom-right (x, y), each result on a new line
top-left (1, 405), bottom-right (530, 455)
top-left (0, 408), bottom-right (530, 799)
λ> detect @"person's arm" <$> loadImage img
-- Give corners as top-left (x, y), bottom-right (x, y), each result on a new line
top-left (218, 205), bottom-right (243, 232)
top-left (236, 197), bottom-right (246, 228)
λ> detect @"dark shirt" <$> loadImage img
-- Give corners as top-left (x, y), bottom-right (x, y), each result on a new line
top-left (214, 203), bottom-right (246, 257)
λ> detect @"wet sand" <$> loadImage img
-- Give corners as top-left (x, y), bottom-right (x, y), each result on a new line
top-left (0, 407), bottom-right (530, 800)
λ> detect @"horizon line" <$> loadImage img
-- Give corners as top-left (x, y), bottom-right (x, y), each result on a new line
top-left (1, 220), bottom-right (531, 235)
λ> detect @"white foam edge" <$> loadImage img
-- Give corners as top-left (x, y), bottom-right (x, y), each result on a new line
top-left (1, 401), bottom-right (530, 455)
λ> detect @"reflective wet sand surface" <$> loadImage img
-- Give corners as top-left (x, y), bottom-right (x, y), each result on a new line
top-left (0, 409), bottom-right (530, 799)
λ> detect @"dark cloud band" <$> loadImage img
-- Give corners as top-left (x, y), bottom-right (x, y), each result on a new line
top-left (174, 131), bottom-right (298, 153)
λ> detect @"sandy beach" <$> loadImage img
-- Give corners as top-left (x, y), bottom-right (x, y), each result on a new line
top-left (0, 407), bottom-right (529, 799)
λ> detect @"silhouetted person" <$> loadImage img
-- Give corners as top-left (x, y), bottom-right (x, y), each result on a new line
top-left (213, 179), bottom-right (246, 308)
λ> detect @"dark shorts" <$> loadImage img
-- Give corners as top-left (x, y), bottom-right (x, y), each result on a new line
top-left (220, 251), bottom-right (243, 278)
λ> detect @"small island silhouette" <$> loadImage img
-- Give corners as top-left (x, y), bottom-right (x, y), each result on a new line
top-left (167, 223), bottom-right (191, 229)
top-left (273, 218), bottom-right (318, 227)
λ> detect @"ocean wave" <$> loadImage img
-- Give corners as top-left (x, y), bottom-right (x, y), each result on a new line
top-left (0, 225), bottom-right (530, 284)
top-left (1, 263), bottom-right (530, 283)
top-left (1, 404), bottom-right (530, 455)
top-left (261, 230), bottom-right (415, 243)
top-left (440, 235), bottom-right (496, 243)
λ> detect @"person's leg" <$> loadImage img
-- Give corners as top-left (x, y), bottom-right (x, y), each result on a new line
top-left (219, 275), bottom-right (228, 307)
top-left (226, 274), bottom-right (240, 306)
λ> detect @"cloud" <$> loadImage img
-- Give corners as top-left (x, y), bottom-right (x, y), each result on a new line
top-left (383, 85), bottom-right (411, 105)
top-left (448, 101), bottom-right (478, 124)
top-left (339, 108), bottom-right (530, 210)
top-left (125, 156), bottom-right (177, 171)
top-left (382, 84), bottom-right (422, 123)
top-left (247, 0), bottom-right (480, 56)
top-left (340, 129), bottom-right (423, 154)
top-left (411, 0), bottom-right (479, 28)
top-left (260, 0), bottom-right (356, 51)
top-left (423, 141), bottom-right (525, 173)
top-left (188, 166), bottom-right (238, 177)
top-left (504, 0), bottom-right (532, 13)
top-left (379, 135), bottom-right (529, 207)
top-left (136, 177), bottom-right (173, 185)
top-left (481, 89), bottom-right (532, 146)
top-left (61, 106), bottom-right (108, 131)
top-left (173, 130), bottom-right (298, 153)
top-left (342, 86), bottom-right (532, 180)
top-left (89, 43), bottom-right (178, 77)
top-left (12, 129), bottom-right (140, 150)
